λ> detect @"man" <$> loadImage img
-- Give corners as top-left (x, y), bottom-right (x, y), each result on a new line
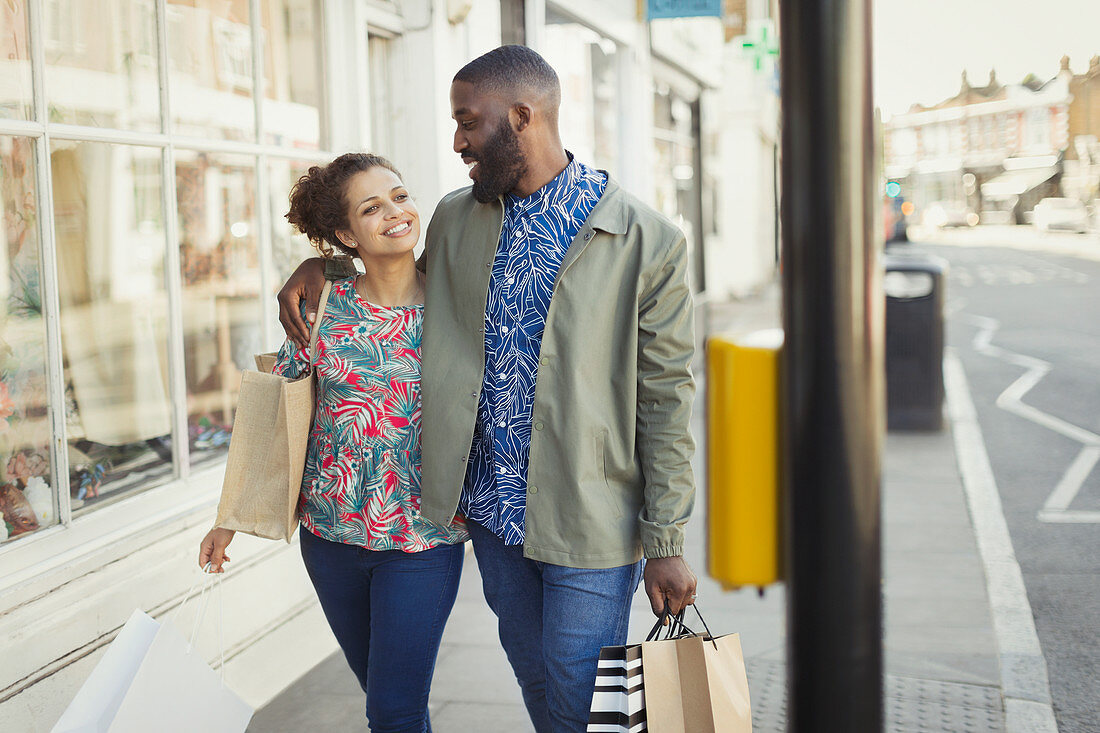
top-left (278, 45), bottom-right (697, 732)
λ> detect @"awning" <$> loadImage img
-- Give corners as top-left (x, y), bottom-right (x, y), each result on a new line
top-left (981, 166), bottom-right (1057, 200)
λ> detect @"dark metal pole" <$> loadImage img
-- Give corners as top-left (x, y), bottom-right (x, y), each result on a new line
top-left (779, 0), bottom-right (884, 730)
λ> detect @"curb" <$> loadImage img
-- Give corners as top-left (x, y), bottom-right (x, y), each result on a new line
top-left (944, 350), bottom-right (1058, 733)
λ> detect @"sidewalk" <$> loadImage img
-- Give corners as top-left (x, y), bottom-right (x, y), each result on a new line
top-left (249, 286), bottom-right (1006, 732)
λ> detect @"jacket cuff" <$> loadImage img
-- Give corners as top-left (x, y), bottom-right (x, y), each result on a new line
top-left (643, 544), bottom-right (684, 560)
top-left (324, 256), bottom-right (357, 280)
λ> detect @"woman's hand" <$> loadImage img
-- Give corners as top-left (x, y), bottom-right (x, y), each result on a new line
top-left (277, 258), bottom-right (327, 349)
top-left (199, 527), bottom-right (236, 573)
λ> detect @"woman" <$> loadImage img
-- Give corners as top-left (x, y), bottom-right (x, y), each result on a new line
top-left (199, 153), bottom-right (468, 733)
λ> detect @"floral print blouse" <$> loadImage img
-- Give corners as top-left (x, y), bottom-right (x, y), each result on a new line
top-left (273, 277), bottom-right (468, 551)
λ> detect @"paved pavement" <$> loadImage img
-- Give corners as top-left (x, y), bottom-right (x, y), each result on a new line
top-left (249, 285), bottom-right (1015, 732)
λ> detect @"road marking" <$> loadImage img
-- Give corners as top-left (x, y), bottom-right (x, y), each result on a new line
top-left (944, 351), bottom-right (1058, 733)
top-left (962, 313), bottom-right (1100, 523)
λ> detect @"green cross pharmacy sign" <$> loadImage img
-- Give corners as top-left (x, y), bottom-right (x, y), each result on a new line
top-left (739, 20), bottom-right (779, 72)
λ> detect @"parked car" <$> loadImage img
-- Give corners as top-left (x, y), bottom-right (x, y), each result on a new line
top-left (1032, 198), bottom-right (1090, 233)
top-left (923, 201), bottom-right (976, 228)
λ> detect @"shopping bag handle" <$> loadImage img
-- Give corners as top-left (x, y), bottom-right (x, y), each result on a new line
top-left (646, 601), bottom-right (719, 650)
top-left (170, 563), bottom-right (228, 684)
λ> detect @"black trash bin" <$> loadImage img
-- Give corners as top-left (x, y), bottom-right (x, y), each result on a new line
top-left (884, 252), bottom-right (947, 430)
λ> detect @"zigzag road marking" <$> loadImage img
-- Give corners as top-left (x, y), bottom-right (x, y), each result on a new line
top-left (961, 313), bottom-right (1100, 523)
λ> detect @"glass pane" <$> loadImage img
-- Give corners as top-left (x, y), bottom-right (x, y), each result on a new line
top-left (176, 151), bottom-right (260, 467)
top-left (543, 14), bottom-right (620, 172)
top-left (1, 136), bottom-right (56, 544)
top-left (0, 2), bottom-right (34, 121)
top-left (262, 0), bottom-right (323, 149)
top-left (167, 0), bottom-right (256, 141)
top-left (267, 157), bottom-right (317, 287)
top-left (49, 140), bottom-right (173, 513)
top-left (368, 34), bottom-right (394, 155)
top-left (43, 0), bottom-right (161, 132)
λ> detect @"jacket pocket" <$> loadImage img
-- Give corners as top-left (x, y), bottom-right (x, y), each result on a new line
top-left (596, 433), bottom-right (625, 519)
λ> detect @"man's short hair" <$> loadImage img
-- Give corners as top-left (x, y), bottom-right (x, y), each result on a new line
top-left (453, 45), bottom-right (561, 110)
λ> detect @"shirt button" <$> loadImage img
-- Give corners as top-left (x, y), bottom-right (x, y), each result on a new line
top-left (529, 486), bottom-right (538, 494)
top-left (497, 421), bottom-right (505, 428)
top-left (470, 392), bottom-right (477, 398)
top-left (478, 326), bottom-right (485, 334)
top-left (584, 232), bottom-right (592, 241)
top-left (507, 277), bottom-right (515, 285)
top-left (485, 262), bottom-right (491, 268)
top-left (539, 357), bottom-right (549, 366)
top-left (502, 326), bottom-right (510, 333)
top-left (460, 456), bottom-right (467, 463)
top-left (534, 421), bottom-right (544, 431)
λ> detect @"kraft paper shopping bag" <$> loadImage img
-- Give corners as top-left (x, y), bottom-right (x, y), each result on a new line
top-left (641, 632), bottom-right (752, 733)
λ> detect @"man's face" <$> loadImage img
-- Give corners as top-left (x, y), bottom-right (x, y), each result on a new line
top-left (451, 80), bottom-right (529, 203)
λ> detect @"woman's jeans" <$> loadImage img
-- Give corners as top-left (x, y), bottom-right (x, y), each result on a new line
top-left (299, 528), bottom-right (464, 733)
top-left (466, 519), bottom-right (643, 733)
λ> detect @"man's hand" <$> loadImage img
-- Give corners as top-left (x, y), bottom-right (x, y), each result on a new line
top-left (277, 258), bottom-right (327, 349)
top-left (643, 556), bottom-right (698, 620)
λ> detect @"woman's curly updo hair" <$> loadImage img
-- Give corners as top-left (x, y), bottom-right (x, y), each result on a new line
top-left (286, 152), bottom-right (403, 258)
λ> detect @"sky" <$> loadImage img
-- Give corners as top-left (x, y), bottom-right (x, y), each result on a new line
top-left (873, 0), bottom-right (1100, 118)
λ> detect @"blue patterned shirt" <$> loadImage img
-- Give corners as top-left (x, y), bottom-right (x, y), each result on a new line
top-left (458, 158), bottom-right (608, 544)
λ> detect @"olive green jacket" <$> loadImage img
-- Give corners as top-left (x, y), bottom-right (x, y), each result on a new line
top-left (329, 179), bottom-right (696, 568)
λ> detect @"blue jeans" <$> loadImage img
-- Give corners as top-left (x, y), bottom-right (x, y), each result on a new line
top-left (299, 528), bottom-right (464, 733)
top-left (466, 520), bottom-right (643, 733)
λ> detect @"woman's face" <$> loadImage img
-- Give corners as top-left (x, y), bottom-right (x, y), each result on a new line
top-left (336, 167), bottom-right (420, 258)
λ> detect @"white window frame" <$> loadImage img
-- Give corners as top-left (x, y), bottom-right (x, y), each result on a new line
top-left (0, 0), bottom-right (351, 595)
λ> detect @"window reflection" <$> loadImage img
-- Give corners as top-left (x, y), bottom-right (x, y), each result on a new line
top-left (267, 158), bottom-right (316, 288)
top-left (43, 0), bottom-right (162, 132)
top-left (0, 136), bottom-right (55, 544)
top-left (167, 0), bottom-right (255, 141)
top-left (0, 2), bottom-right (33, 121)
top-left (50, 140), bottom-right (173, 512)
top-left (175, 152), bottom-right (260, 467)
top-left (262, 0), bottom-right (324, 149)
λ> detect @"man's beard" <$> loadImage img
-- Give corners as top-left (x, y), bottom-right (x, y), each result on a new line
top-left (470, 120), bottom-right (528, 204)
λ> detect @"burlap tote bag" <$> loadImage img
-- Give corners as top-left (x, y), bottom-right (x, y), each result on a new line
top-left (213, 281), bottom-right (332, 541)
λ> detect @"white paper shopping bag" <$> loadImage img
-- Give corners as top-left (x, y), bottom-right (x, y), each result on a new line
top-left (52, 610), bottom-right (161, 733)
top-left (108, 618), bottom-right (253, 732)
top-left (53, 572), bottom-right (252, 733)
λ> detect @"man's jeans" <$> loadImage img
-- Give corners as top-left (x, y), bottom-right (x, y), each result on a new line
top-left (300, 528), bottom-right (464, 733)
top-left (466, 520), bottom-right (643, 733)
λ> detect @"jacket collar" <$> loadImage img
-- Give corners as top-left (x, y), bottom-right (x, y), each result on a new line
top-left (584, 176), bottom-right (629, 235)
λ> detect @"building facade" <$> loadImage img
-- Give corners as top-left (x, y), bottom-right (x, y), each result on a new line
top-left (0, 1), bottom-right (778, 726)
top-left (883, 64), bottom-right (1073, 224)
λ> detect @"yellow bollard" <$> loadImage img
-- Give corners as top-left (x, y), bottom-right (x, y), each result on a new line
top-left (706, 329), bottom-right (784, 591)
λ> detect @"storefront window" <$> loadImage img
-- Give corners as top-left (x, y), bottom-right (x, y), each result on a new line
top-left (50, 140), bottom-right (174, 512)
top-left (262, 0), bottom-right (324, 149)
top-left (368, 33), bottom-right (394, 157)
top-left (0, 136), bottom-right (56, 544)
top-left (543, 12), bottom-right (620, 172)
top-left (43, 0), bottom-right (162, 132)
top-left (175, 152), bottom-right (260, 467)
top-left (267, 158), bottom-right (316, 288)
top-left (653, 83), bottom-right (704, 291)
top-left (0, 2), bottom-right (34, 121)
top-left (167, 0), bottom-right (255, 141)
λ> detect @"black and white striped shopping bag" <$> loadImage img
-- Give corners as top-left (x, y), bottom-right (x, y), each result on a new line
top-left (587, 644), bottom-right (647, 732)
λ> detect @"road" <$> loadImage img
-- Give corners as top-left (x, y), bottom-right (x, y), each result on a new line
top-left (900, 226), bottom-right (1100, 732)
